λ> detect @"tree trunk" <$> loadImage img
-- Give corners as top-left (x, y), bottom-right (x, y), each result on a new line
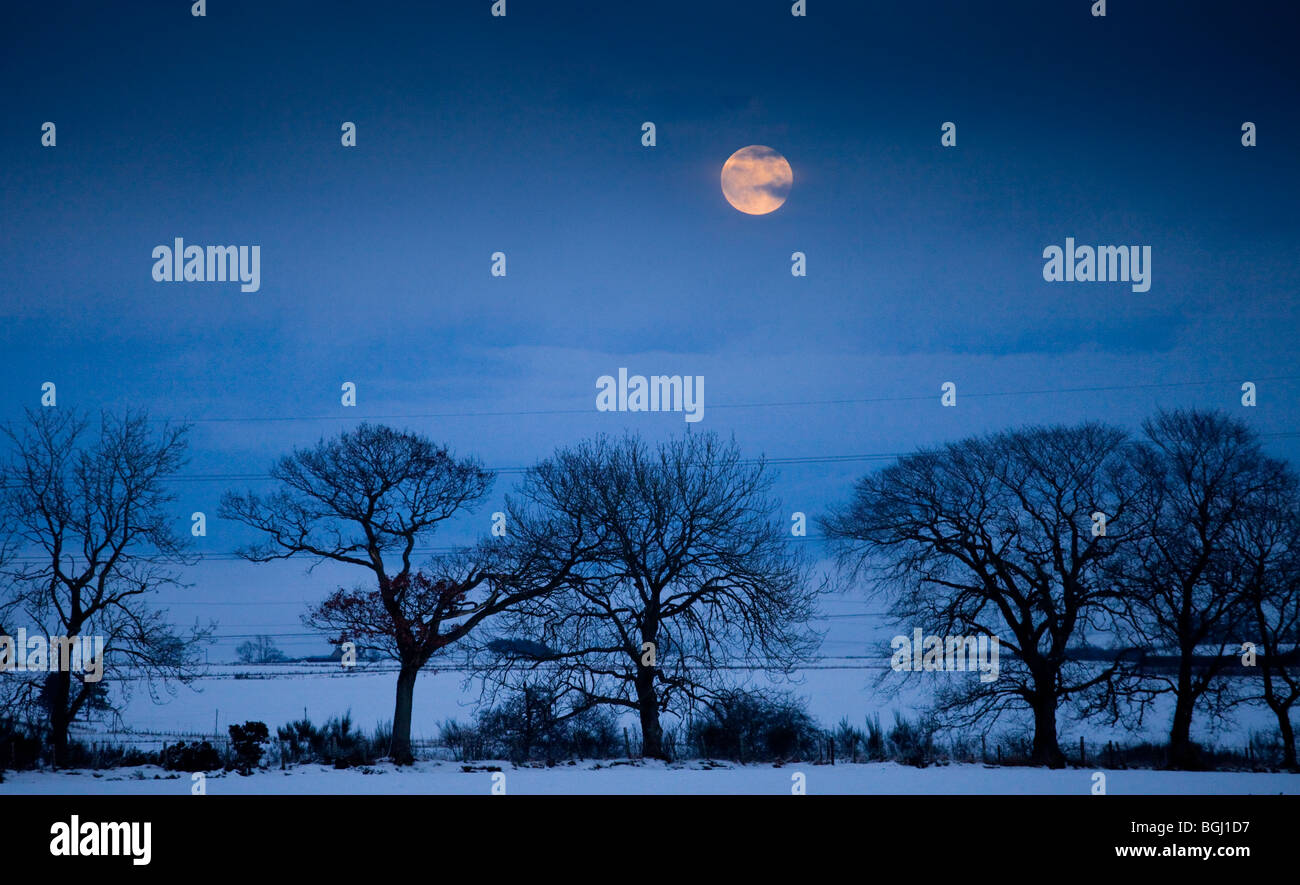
top-left (45, 669), bottom-right (72, 768)
top-left (1029, 695), bottom-right (1066, 768)
top-left (1167, 691), bottom-right (1200, 769)
top-left (633, 666), bottom-right (667, 761)
top-left (1276, 705), bottom-right (1297, 770)
top-left (390, 663), bottom-right (419, 766)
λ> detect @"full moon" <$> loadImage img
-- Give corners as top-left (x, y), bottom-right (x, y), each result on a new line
top-left (721, 145), bottom-right (793, 215)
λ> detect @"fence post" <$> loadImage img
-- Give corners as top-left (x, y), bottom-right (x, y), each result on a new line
top-left (829, 736), bottom-right (835, 765)
top-left (1079, 736), bottom-right (1086, 767)
top-left (996, 745), bottom-right (1002, 765)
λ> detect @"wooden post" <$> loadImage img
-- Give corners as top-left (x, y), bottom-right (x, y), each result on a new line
top-left (623, 728), bottom-right (632, 760)
top-left (1079, 736), bottom-right (1086, 767)
top-left (829, 736), bottom-right (835, 766)
top-left (996, 745), bottom-right (1002, 764)
top-left (981, 735), bottom-right (987, 763)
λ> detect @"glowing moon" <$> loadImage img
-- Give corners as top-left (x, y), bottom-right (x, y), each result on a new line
top-left (721, 145), bottom-right (793, 215)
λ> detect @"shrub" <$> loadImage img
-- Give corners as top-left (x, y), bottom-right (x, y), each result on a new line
top-left (832, 717), bottom-right (868, 762)
top-left (440, 689), bottom-right (622, 764)
top-left (78, 743), bottom-right (157, 770)
top-left (0, 719), bottom-right (42, 771)
top-left (887, 712), bottom-right (936, 767)
top-left (161, 740), bottom-right (222, 772)
top-left (566, 705), bottom-right (621, 760)
top-left (865, 713), bottom-right (886, 761)
top-left (275, 712), bottom-right (381, 768)
top-left (475, 686), bottom-right (571, 764)
top-left (689, 692), bottom-right (824, 762)
top-left (438, 719), bottom-right (486, 763)
top-left (228, 721), bottom-right (270, 774)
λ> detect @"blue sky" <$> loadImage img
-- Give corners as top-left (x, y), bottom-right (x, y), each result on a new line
top-left (1, 0), bottom-right (1297, 658)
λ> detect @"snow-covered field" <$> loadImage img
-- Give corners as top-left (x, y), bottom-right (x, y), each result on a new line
top-left (4, 759), bottom-right (1298, 795)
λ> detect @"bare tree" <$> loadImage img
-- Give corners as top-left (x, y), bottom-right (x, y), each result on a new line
top-left (1115, 409), bottom-right (1296, 767)
top-left (0, 409), bottom-right (210, 764)
top-left (0, 506), bottom-right (25, 731)
top-left (822, 423), bottom-right (1142, 768)
top-left (1231, 467), bottom-right (1300, 769)
top-left (220, 423), bottom-right (592, 765)
top-left (1114, 410), bottom-right (1286, 769)
top-left (475, 432), bottom-right (819, 761)
top-left (235, 634), bottom-right (288, 664)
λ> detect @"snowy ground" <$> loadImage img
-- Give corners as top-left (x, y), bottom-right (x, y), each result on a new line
top-left (4, 760), bottom-right (1298, 795)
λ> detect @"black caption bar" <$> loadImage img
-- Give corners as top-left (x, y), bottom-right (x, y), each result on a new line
top-left (0, 794), bottom-right (1286, 873)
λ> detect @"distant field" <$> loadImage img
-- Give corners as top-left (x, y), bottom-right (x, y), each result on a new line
top-left (66, 662), bottom-right (1282, 757)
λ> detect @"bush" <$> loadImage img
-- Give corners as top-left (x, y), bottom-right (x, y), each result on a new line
top-left (475, 686), bottom-right (570, 763)
top-left (79, 743), bottom-right (157, 770)
top-left (566, 705), bottom-right (621, 760)
top-left (690, 692), bottom-right (824, 763)
top-left (887, 712), bottom-right (936, 767)
top-left (0, 719), bottom-right (43, 771)
top-left (832, 717), bottom-right (868, 762)
top-left (161, 740), bottom-right (223, 772)
top-left (439, 688), bottom-right (622, 764)
top-left (437, 719), bottom-right (486, 763)
top-left (275, 712), bottom-right (381, 768)
top-left (865, 713), bottom-right (887, 761)
top-left (228, 721), bottom-right (270, 774)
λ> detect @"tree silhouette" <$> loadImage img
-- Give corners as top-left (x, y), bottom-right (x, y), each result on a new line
top-left (1115, 410), bottom-right (1293, 768)
top-left (0, 409), bottom-right (210, 764)
top-left (222, 423), bottom-right (592, 764)
top-left (475, 432), bottom-right (819, 761)
top-left (823, 422), bottom-right (1143, 768)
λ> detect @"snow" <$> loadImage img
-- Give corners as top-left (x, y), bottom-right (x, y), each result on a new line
top-left (4, 760), bottom-right (1298, 795)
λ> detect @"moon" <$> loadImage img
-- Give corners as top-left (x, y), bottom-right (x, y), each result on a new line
top-left (721, 145), bottom-right (793, 215)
